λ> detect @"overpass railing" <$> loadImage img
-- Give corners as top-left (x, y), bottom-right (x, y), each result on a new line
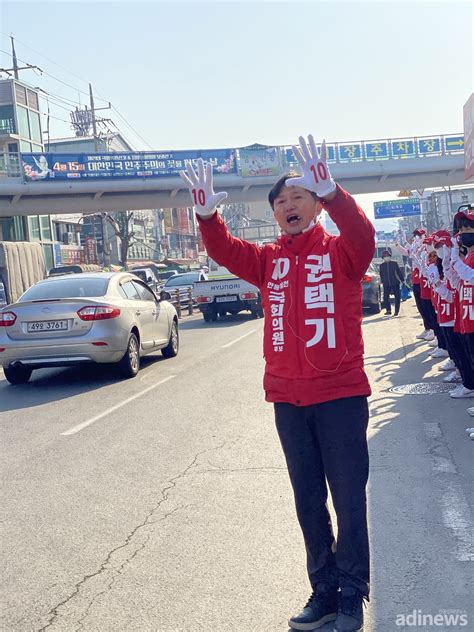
top-left (0, 132), bottom-right (464, 181)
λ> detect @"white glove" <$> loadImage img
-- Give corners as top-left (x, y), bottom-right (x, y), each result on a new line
top-left (451, 245), bottom-right (460, 264)
top-left (427, 263), bottom-right (440, 285)
top-left (179, 158), bottom-right (228, 217)
top-left (442, 245), bottom-right (451, 264)
top-left (286, 135), bottom-right (336, 198)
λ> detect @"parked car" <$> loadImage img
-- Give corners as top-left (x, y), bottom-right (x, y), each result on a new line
top-left (163, 270), bottom-right (208, 304)
top-left (362, 263), bottom-right (382, 313)
top-left (0, 272), bottom-right (179, 385)
top-left (130, 267), bottom-right (161, 295)
top-left (0, 281), bottom-right (7, 308)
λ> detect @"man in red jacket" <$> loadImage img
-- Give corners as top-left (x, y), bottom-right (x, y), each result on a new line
top-left (180, 135), bottom-right (375, 632)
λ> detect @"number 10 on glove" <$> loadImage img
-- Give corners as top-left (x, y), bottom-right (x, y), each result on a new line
top-left (286, 135), bottom-right (336, 198)
top-left (179, 158), bottom-right (228, 217)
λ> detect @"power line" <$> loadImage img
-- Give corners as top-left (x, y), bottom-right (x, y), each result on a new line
top-left (0, 31), bottom-right (91, 88)
top-left (110, 105), bottom-right (154, 150)
top-left (0, 47), bottom-right (109, 103)
top-left (0, 39), bottom-right (154, 150)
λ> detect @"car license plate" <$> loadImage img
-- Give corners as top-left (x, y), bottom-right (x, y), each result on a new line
top-left (216, 296), bottom-right (237, 303)
top-left (27, 320), bottom-right (68, 332)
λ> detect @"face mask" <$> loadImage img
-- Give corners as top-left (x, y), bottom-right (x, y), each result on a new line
top-left (383, 256), bottom-right (391, 262)
top-left (460, 233), bottom-right (474, 248)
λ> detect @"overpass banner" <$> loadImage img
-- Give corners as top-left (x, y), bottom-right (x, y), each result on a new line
top-left (21, 149), bottom-right (237, 181)
top-left (238, 145), bottom-right (281, 177)
top-left (374, 198), bottom-right (422, 219)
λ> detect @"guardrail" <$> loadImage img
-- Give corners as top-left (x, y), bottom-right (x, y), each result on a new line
top-left (164, 288), bottom-right (194, 318)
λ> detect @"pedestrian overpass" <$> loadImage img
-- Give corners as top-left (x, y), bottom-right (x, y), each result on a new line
top-left (0, 133), bottom-right (466, 217)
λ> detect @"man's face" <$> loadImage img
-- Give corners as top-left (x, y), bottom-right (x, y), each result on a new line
top-left (272, 185), bottom-right (322, 235)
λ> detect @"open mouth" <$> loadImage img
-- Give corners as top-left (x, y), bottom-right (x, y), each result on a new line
top-left (287, 214), bottom-right (301, 225)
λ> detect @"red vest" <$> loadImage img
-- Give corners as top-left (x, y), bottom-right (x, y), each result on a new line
top-left (459, 253), bottom-right (474, 334)
top-left (420, 275), bottom-right (431, 299)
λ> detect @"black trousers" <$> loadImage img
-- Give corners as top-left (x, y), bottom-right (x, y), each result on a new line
top-left (444, 328), bottom-right (474, 388)
top-left (420, 298), bottom-right (447, 350)
top-left (413, 283), bottom-right (430, 330)
top-left (382, 283), bottom-right (400, 314)
top-left (274, 396), bottom-right (370, 598)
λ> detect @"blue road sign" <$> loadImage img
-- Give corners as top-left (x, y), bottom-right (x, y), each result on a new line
top-left (444, 136), bottom-right (464, 152)
top-left (339, 143), bottom-right (362, 161)
top-left (285, 145), bottom-right (336, 164)
top-left (365, 142), bottom-right (388, 159)
top-left (374, 198), bottom-right (422, 219)
top-left (391, 140), bottom-right (415, 157)
top-left (418, 137), bottom-right (441, 154)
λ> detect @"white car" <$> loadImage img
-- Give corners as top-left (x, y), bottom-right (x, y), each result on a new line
top-left (0, 272), bottom-right (179, 385)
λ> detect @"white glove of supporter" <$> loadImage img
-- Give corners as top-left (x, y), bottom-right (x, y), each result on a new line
top-left (179, 158), bottom-right (228, 217)
top-left (286, 135), bottom-right (336, 198)
top-left (451, 245), bottom-right (460, 264)
top-left (442, 245), bottom-right (451, 261)
top-left (427, 263), bottom-right (440, 285)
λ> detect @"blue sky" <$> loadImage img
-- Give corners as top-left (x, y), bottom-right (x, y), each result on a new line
top-left (0, 1), bottom-right (472, 224)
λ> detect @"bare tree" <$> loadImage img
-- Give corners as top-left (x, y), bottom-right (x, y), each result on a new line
top-left (103, 211), bottom-right (138, 267)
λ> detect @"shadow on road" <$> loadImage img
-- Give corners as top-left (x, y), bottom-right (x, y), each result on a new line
top-left (0, 353), bottom-right (167, 413)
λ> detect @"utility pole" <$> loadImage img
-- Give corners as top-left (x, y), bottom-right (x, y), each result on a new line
top-left (89, 83), bottom-right (99, 152)
top-left (0, 36), bottom-right (41, 78)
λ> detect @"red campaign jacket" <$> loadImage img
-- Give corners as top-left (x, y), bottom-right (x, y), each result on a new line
top-left (198, 185), bottom-right (375, 406)
top-left (437, 281), bottom-right (455, 326)
top-left (459, 252), bottom-right (474, 334)
top-left (420, 275), bottom-right (431, 299)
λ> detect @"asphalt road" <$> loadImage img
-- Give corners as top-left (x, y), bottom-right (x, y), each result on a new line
top-left (1, 303), bottom-right (472, 632)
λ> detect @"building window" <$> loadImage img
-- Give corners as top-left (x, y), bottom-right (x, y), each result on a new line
top-left (40, 215), bottom-right (52, 241)
top-left (29, 111), bottom-right (42, 143)
top-left (17, 105), bottom-right (30, 138)
top-left (26, 89), bottom-right (39, 111)
top-left (15, 84), bottom-right (27, 106)
top-left (28, 216), bottom-right (41, 241)
top-left (31, 143), bottom-right (42, 152)
top-left (20, 140), bottom-right (32, 152)
top-left (42, 245), bottom-right (54, 272)
top-left (0, 104), bottom-right (16, 135)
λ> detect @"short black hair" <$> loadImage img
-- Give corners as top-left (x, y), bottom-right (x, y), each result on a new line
top-left (268, 172), bottom-right (319, 210)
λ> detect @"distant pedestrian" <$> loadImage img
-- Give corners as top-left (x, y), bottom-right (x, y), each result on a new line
top-left (379, 250), bottom-right (404, 315)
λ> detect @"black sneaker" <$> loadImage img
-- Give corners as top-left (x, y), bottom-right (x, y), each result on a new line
top-left (334, 587), bottom-right (364, 631)
top-left (384, 310), bottom-right (391, 315)
top-left (289, 583), bottom-right (338, 630)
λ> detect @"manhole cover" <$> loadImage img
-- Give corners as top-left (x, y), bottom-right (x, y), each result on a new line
top-left (390, 382), bottom-right (457, 395)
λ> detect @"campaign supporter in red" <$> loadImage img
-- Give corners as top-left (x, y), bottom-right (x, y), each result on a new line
top-left (398, 229), bottom-right (432, 338)
top-left (180, 135), bottom-right (375, 632)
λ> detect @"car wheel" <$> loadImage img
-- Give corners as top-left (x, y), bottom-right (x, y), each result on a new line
top-left (4, 365), bottom-right (32, 385)
top-left (162, 321), bottom-right (179, 358)
top-left (203, 312), bottom-right (212, 323)
top-left (118, 333), bottom-right (140, 378)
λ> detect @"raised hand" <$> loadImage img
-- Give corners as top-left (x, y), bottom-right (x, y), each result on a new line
top-left (286, 134), bottom-right (336, 198)
top-left (179, 158), bottom-right (228, 217)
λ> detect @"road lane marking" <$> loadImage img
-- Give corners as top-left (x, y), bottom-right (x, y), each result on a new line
top-left (221, 329), bottom-right (257, 349)
top-left (423, 422), bottom-right (473, 562)
top-left (61, 375), bottom-right (176, 436)
top-left (441, 484), bottom-right (474, 562)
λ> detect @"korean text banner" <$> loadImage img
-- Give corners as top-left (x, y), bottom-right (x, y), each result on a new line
top-left (21, 149), bottom-right (237, 181)
top-left (238, 147), bottom-right (281, 177)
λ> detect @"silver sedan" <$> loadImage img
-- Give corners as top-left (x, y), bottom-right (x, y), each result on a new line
top-left (0, 272), bottom-right (179, 385)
